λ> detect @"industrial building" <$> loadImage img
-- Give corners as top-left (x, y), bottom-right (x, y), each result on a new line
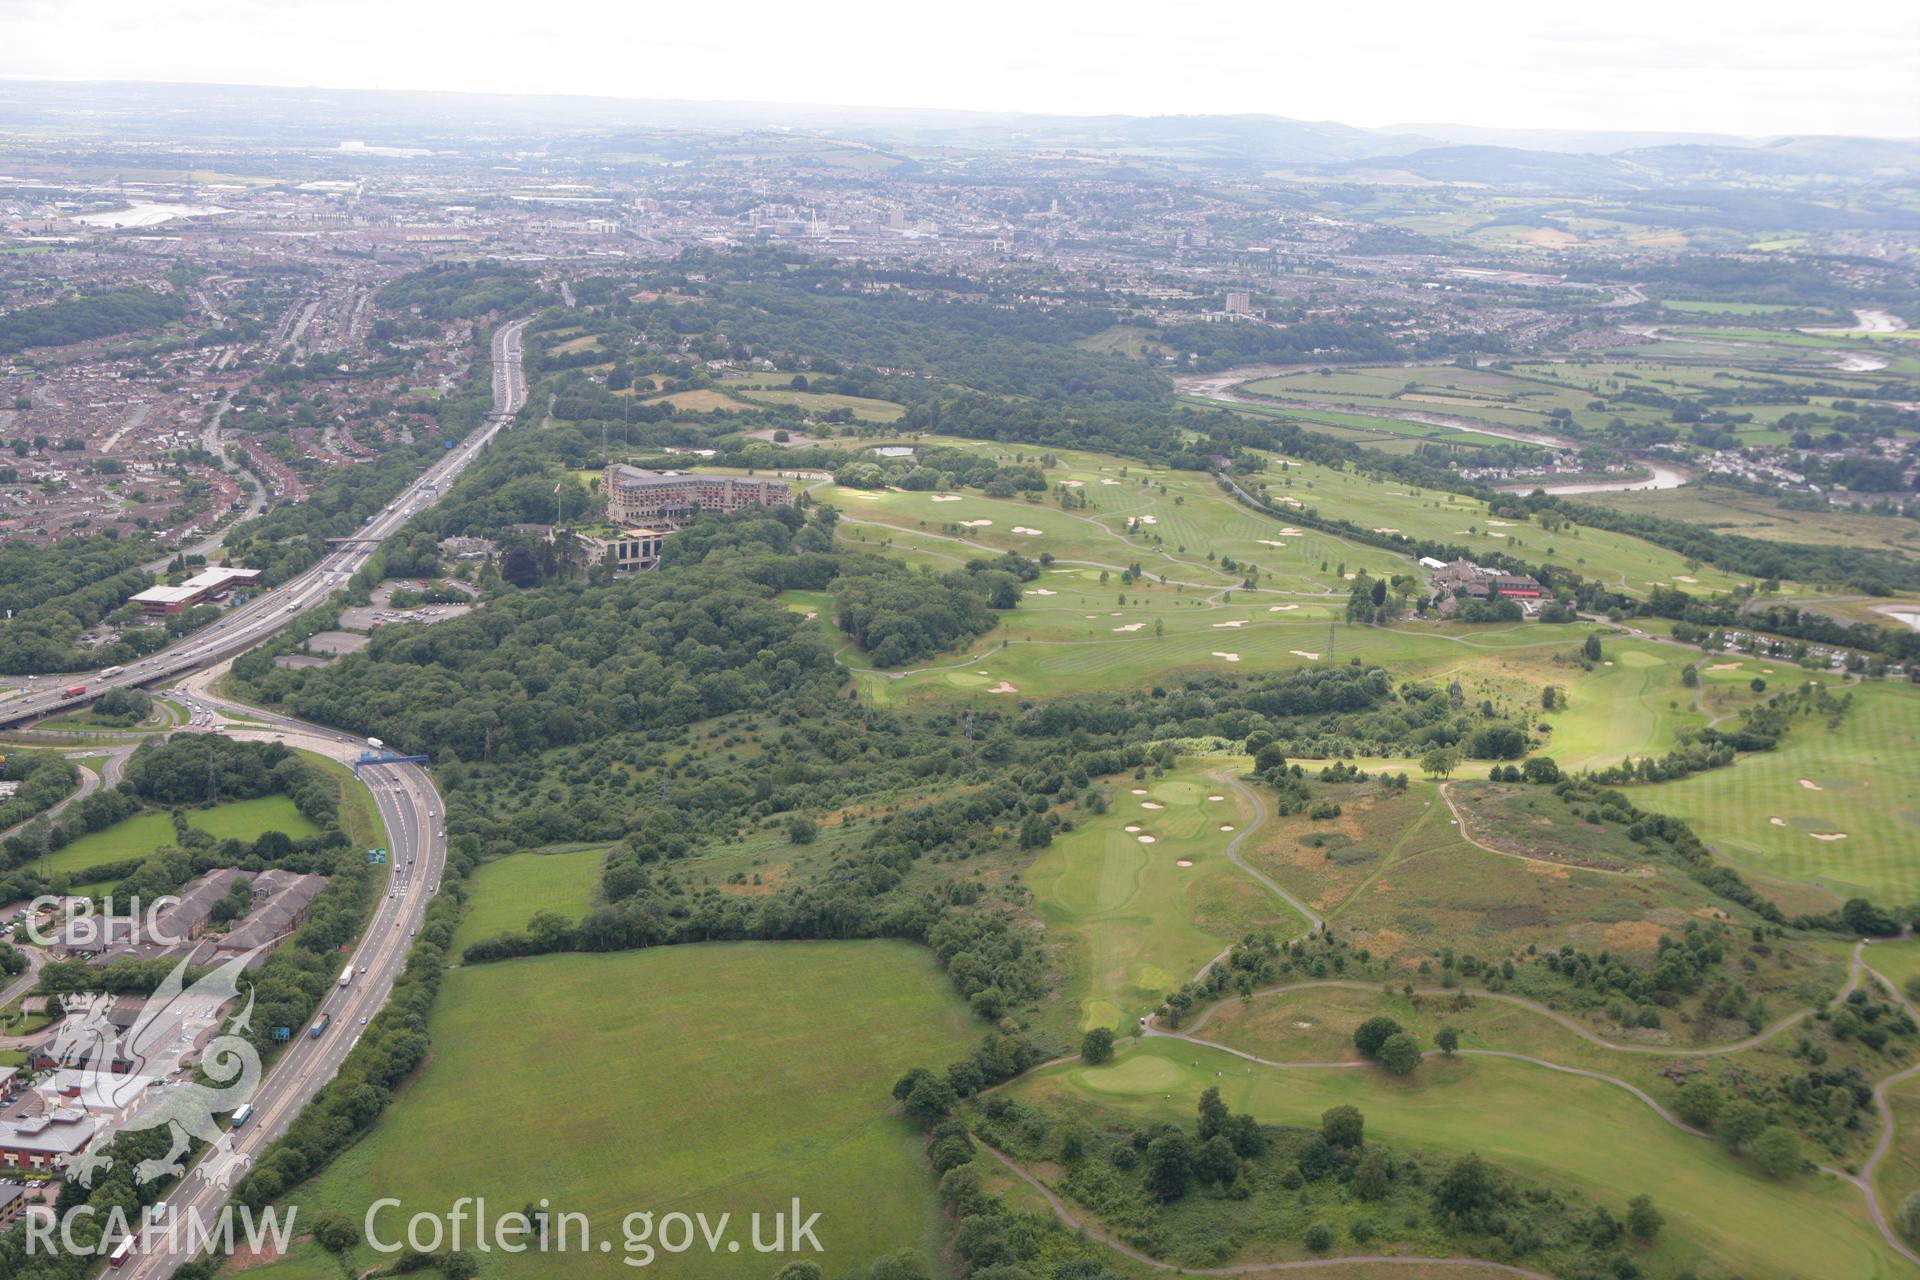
top-left (127, 566), bottom-right (263, 618)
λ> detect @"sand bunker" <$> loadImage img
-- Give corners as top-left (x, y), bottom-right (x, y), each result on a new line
top-left (1112, 622), bottom-right (1145, 632)
top-left (1291, 650), bottom-right (1321, 660)
top-left (856, 494), bottom-right (880, 501)
top-left (930, 494), bottom-right (962, 503)
top-left (1207, 795), bottom-right (1224, 802)
top-left (1011, 526), bottom-right (1043, 536)
top-left (1372, 527), bottom-right (1400, 534)
top-left (1219, 825), bottom-right (1235, 832)
top-left (1101, 478), bottom-right (1121, 485)
top-left (1132, 788), bottom-right (1149, 795)
top-left (1707, 663), bottom-right (1743, 671)
top-left (1025, 588), bottom-right (1056, 596)
top-left (959, 519), bottom-right (992, 528)
top-left (986, 682), bottom-right (1018, 694)
top-left (1799, 779), bottom-right (1824, 791)
top-left (1124, 824), bottom-right (1141, 833)
top-left (1130, 515), bottom-right (1158, 526)
top-left (1212, 651), bottom-right (1241, 662)
top-left (1175, 859), bottom-right (1193, 867)
top-left (1810, 832), bottom-right (1849, 842)
top-left (1138, 835), bottom-right (1157, 844)
top-left (1488, 520), bottom-right (1514, 527)
top-left (1269, 604), bottom-right (1299, 612)
top-left (1771, 817), bottom-right (1787, 827)
top-left (1212, 620), bottom-right (1246, 629)
top-left (1675, 575), bottom-right (1697, 583)
top-left (1058, 479), bottom-right (1083, 487)
top-left (1486, 531), bottom-right (1506, 538)
top-left (1141, 801), bottom-right (1164, 810)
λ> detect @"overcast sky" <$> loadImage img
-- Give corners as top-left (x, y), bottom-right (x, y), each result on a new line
top-left (3, 0), bottom-right (1916, 139)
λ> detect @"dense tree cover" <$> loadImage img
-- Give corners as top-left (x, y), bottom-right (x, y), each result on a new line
top-left (832, 556), bottom-right (1007, 666)
top-left (123, 735), bottom-right (339, 827)
top-left (832, 444), bottom-right (1049, 495)
top-left (0, 750), bottom-right (77, 830)
top-left (0, 532), bottom-right (155, 616)
top-left (0, 529), bottom-right (179, 671)
top-left (617, 250), bottom-right (1166, 404)
top-left (373, 264), bottom-right (550, 322)
top-left (91, 686), bottom-right (152, 726)
top-left (0, 286), bottom-right (188, 354)
top-left (1161, 312), bottom-right (1445, 371)
top-left (236, 512), bottom-right (846, 761)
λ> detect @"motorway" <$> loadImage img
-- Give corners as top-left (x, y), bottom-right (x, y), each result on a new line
top-left (0, 316), bottom-right (530, 731)
top-left (0, 316), bottom-right (530, 1276)
top-left (119, 662), bottom-right (449, 1279)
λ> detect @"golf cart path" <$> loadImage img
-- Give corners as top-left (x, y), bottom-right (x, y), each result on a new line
top-left (993, 756), bottom-right (1920, 1268)
top-left (977, 1141), bottom-right (1555, 1279)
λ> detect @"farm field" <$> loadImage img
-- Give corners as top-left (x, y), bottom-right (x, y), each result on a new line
top-left (1580, 486), bottom-right (1920, 557)
top-left (1635, 680), bottom-right (1920, 902)
top-left (258, 942), bottom-right (978, 1280)
top-left (1230, 354), bottom-right (1908, 456)
top-left (1026, 761), bottom-right (1302, 1037)
top-left (734, 388), bottom-right (906, 421)
top-left (449, 846), bottom-right (604, 954)
top-left (1003, 1038), bottom-right (1909, 1279)
top-left (32, 793), bottom-right (322, 879)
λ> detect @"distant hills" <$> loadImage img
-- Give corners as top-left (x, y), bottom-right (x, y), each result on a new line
top-left (0, 78), bottom-right (1914, 190)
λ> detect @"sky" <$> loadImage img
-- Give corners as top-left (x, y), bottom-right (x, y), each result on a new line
top-left (2, 0), bottom-right (1917, 139)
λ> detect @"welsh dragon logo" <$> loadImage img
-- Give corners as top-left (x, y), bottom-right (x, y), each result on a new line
top-left (44, 945), bottom-right (266, 1186)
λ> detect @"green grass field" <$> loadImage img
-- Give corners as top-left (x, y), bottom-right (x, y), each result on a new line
top-left (263, 942), bottom-right (979, 1280)
top-left (1007, 1038), bottom-right (1908, 1279)
top-left (1541, 638), bottom-right (1704, 770)
top-left (35, 794), bottom-right (322, 880)
top-left (735, 389), bottom-right (906, 421)
top-left (1636, 681), bottom-right (1920, 901)
top-left (1027, 761), bottom-right (1305, 1036)
top-left (450, 847), bottom-right (605, 954)
top-left (1658, 301), bottom-right (1804, 316)
top-left (1579, 488), bottom-right (1920, 559)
